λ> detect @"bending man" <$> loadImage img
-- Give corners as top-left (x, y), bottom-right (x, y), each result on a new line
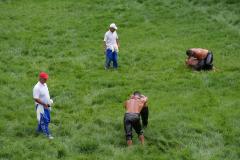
top-left (185, 48), bottom-right (214, 71)
top-left (124, 91), bottom-right (148, 146)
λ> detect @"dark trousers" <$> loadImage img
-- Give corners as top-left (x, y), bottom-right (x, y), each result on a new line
top-left (140, 106), bottom-right (149, 127)
top-left (196, 52), bottom-right (213, 71)
top-left (124, 113), bottom-right (143, 140)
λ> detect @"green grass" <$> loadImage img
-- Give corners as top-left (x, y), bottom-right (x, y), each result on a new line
top-left (0, 0), bottom-right (240, 159)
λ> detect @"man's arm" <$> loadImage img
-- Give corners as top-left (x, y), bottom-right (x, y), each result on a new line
top-left (103, 32), bottom-right (107, 53)
top-left (34, 98), bottom-right (49, 109)
top-left (124, 101), bottom-right (127, 109)
top-left (140, 95), bottom-right (148, 106)
top-left (103, 41), bottom-right (107, 53)
top-left (186, 57), bottom-right (198, 66)
top-left (116, 39), bottom-right (120, 49)
top-left (103, 41), bottom-right (106, 50)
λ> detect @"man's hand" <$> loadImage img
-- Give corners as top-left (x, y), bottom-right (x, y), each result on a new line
top-left (103, 47), bottom-right (106, 54)
top-left (116, 39), bottom-right (120, 49)
top-left (186, 57), bottom-right (198, 66)
top-left (34, 98), bottom-right (48, 108)
top-left (44, 104), bottom-right (49, 109)
top-left (103, 41), bottom-right (107, 54)
top-left (140, 95), bottom-right (148, 103)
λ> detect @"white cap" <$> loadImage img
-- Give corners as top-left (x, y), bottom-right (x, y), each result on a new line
top-left (109, 23), bottom-right (117, 30)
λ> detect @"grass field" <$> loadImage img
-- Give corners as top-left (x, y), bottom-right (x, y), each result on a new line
top-left (0, 0), bottom-right (240, 159)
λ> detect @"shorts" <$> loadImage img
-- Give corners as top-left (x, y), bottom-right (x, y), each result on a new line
top-left (124, 113), bottom-right (143, 140)
top-left (196, 52), bottom-right (213, 71)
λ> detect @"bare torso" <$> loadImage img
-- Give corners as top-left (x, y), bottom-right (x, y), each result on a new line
top-left (125, 98), bottom-right (146, 113)
top-left (191, 48), bottom-right (209, 60)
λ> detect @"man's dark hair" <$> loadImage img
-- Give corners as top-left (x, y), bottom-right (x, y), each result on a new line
top-left (186, 49), bottom-right (193, 56)
top-left (133, 91), bottom-right (141, 96)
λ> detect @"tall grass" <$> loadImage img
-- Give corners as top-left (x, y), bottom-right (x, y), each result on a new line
top-left (0, 0), bottom-right (239, 159)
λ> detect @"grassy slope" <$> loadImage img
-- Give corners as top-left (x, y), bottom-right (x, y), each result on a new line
top-left (0, 0), bottom-right (239, 159)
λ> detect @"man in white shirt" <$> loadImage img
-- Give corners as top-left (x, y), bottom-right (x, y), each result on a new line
top-left (33, 72), bottom-right (54, 139)
top-left (103, 23), bottom-right (120, 69)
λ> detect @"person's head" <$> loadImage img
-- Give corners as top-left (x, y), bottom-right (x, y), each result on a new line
top-left (109, 23), bottom-right (117, 32)
top-left (39, 72), bottom-right (48, 84)
top-left (133, 91), bottom-right (141, 98)
top-left (186, 49), bottom-right (194, 56)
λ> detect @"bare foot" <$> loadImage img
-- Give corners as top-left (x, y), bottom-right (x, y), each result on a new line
top-left (127, 140), bottom-right (133, 147)
top-left (139, 135), bottom-right (144, 145)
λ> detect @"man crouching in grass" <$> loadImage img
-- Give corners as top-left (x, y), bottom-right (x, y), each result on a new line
top-left (124, 91), bottom-right (148, 146)
top-left (185, 48), bottom-right (214, 71)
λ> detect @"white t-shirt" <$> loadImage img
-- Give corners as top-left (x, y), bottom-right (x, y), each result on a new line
top-left (33, 81), bottom-right (50, 106)
top-left (104, 30), bottom-right (119, 52)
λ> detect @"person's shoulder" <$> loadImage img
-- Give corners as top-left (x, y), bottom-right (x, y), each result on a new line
top-left (34, 81), bottom-right (40, 87)
top-left (194, 48), bottom-right (208, 52)
top-left (190, 48), bottom-right (197, 51)
top-left (202, 48), bottom-right (209, 52)
top-left (195, 48), bottom-right (208, 54)
top-left (33, 82), bottom-right (40, 90)
top-left (105, 30), bottom-right (110, 34)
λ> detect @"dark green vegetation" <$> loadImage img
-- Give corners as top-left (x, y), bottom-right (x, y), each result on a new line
top-left (0, 0), bottom-right (240, 159)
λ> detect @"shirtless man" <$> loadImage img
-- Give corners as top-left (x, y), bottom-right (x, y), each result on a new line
top-left (124, 91), bottom-right (148, 146)
top-left (185, 48), bottom-right (214, 71)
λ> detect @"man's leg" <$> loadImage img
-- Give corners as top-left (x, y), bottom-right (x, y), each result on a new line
top-left (124, 114), bottom-right (133, 146)
top-left (36, 123), bottom-right (42, 133)
top-left (206, 52), bottom-right (213, 64)
top-left (105, 49), bottom-right (112, 69)
top-left (41, 109), bottom-right (51, 137)
top-left (40, 114), bottom-right (48, 135)
top-left (139, 135), bottom-right (144, 145)
top-left (133, 117), bottom-right (144, 145)
top-left (140, 106), bottom-right (149, 128)
top-left (204, 53), bottom-right (214, 70)
top-left (127, 139), bottom-right (133, 146)
top-left (112, 51), bottom-right (118, 69)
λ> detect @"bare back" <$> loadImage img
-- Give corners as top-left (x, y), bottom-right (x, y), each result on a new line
top-left (191, 48), bottom-right (209, 60)
top-left (125, 98), bottom-right (145, 113)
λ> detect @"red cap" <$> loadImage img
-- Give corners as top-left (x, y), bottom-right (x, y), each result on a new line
top-left (39, 72), bottom-right (49, 79)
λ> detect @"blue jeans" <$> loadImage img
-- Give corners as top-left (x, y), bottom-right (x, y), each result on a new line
top-left (105, 49), bottom-right (118, 69)
top-left (36, 105), bottom-right (51, 136)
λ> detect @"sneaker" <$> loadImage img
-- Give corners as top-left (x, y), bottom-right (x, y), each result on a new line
top-left (48, 135), bottom-right (54, 140)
